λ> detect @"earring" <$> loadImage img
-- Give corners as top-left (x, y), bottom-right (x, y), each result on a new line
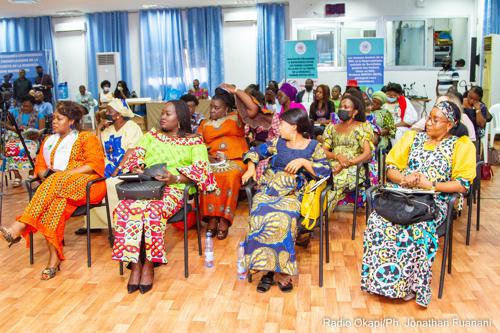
top-left (70, 124), bottom-right (76, 130)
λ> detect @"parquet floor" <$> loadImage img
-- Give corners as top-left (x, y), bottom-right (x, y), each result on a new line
top-left (0, 166), bottom-right (499, 333)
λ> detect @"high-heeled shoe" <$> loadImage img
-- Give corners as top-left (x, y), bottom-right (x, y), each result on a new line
top-left (41, 264), bottom-right (61, 281)
top-left (139, 284), bottom-right (153, 294)
top-left (127, 284), bottom-right (140, 294)
top-left (0, 226), bottom-right (21, 248)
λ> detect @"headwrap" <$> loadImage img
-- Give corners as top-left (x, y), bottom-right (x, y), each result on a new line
top-left (34, 91), bottom-right (44, 99)
top-left (435, 101), bottom-right (459, 127)
top-left (279, 83), bottom-right (297, 101)
top-left (371, 91), bottom-right (387, 104)
top-left (108, 98), bottom-right (135, 118)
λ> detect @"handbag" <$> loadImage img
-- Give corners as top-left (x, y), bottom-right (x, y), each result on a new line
top-left (116, 163), bottom-right (167, 200)
top-left (300, 177), bottom-right (329, 230)
top-left (373, 188), bottom-right (437, 225)
top-left (488, 148), bottom-right (500, 166)
top-left (481, 163), bottom-right (494, 180)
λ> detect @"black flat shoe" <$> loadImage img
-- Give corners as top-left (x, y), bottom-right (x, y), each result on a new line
top-left (139, 284), bottom-right (153, 294)
top-left (127, 284), bottom-right (139, 294)
top-left (278, 280), bottom-right (293, 293)
top-left (256, 272), bottom-right (275, 293)
top-left (74, 228), bottom-right (101, 235)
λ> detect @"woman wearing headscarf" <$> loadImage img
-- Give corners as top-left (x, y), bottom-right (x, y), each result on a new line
top-left (75, 99), bottom-right (143, 235)
top-left (371, 91), bottom-right (396, 151)
top-left (197, 88), bottom-right (249, 240)
top-left (268, 83), bottom-right (307, 140)
top-left (361, 101), bottom-right (476, 307)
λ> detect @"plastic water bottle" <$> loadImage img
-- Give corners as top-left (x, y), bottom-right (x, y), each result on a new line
top-left (205, 232), bottom-right (214, 268)
top-left (236, 241), bottom-right (247, 280)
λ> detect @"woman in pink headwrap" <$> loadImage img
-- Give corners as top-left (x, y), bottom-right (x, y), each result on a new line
top-left (268, 83), bottom-right (307, 140)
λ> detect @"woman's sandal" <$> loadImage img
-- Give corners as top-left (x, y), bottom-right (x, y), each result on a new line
top-left (12, 178), bottom-right (22, 188)
top-left (216, 228), bottom-right (229, 240)
top-left (0, 226), bottom-right (21, 248)
top-left (256, 272), bottom-right (275, 293)
top-left (278, 279), bottom-right (293, 293)
top-left (41, 264), bottom-right (61, 281)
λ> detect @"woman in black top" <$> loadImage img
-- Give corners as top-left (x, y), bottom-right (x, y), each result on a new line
top-left (309, 84), bottom-right (335, 137)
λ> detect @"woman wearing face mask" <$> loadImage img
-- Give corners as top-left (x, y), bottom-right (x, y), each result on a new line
top-left (113, 80), bottom-right (131, 100)
top-left (111, 100), bottom-right (216, 294)
top-left (323, 95), bottom-right (373, 210)
top-left (242, 108), bottom-right (331, 293)
top-left (361, 101), bottom-right (476, 307)
top-left (371, 91), bottom-right (396, 151)
top-left (383, 83), bottom-right (418, 145)
top-left (74, 99), bottom-right (144, 236)
top-left (197, 88), bottom-right (249, 240)
top-left (99, 80), bottom-right (113, 106)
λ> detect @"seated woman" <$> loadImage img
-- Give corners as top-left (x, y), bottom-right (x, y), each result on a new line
top-left (383, 82), bottom-right (418, 145)
top-left (5, 95), bottom-right (45, 187)
top-left (309, 84), bottom-right (335, 138)
top-left (0, 101), bottom-right (106, 280)
top-left (361, 101), bottom-right (476, 307)
top-left (371, 91), bottom-right (396, 151)
top-left (242, 108), bottom-right (331, 293)
top-left (268, 83), bottom-right (307, 140)
top-left (323, 95), bottom-right (373, 210)
top-left (463, 86), bottom-right (492, 140)
top-left (112, 100), bottom-right (215, 294)
top-left (197, 89), bottom-right (249, 240)
top-left (74, 98), bottom-right (143, 236)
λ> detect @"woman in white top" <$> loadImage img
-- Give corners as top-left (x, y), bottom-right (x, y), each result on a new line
top-left (383, 83), bottom-right (418, 144)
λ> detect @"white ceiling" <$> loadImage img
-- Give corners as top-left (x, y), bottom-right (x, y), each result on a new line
top-left (0, 0), bottom-right (282, 17)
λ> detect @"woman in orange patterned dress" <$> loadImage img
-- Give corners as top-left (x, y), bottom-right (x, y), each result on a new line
top-left (197, 89), bottom-right (249, 240)
top-left (0, 101), bottom-right (106, 280)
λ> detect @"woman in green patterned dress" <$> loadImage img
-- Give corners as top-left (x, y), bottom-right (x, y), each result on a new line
top-left (371, 91), bottom-right (396, 151)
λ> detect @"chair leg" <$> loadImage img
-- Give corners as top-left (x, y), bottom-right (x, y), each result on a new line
top-left (86, 204), bottom-right (92, 268)
top-left (319, 213), bottom-right (323, 287)
top-left (248, 272), bottom-right (253, 283)
top-left (352, 185), bottom-right (360, 240)
top-left (438, 212), bottom-right (453, 299)
top-left (466, 194), bottom-right (473, 245)
top-left (183, 202), bottom-right (189, 278)
top-left (29, 232), bottom-right (34, 265)
top-left (195, 194), bottom-right (202, 256)
top-left (476, 182), bottom-right (481, 231)
top-left (119, 262), bottom-right (124, 276)
top-left (105, 194), bottom-right (113, 248)
top-left (325, 208), bottom-right (330, 264)
top-left (448, 220), bottom-right (453, 274)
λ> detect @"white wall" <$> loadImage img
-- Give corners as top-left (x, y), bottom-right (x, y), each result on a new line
top-left (52, 16), bottom-right (87, 100)
top-left (128, 12), bottom-right (141, 96)
top-left (223, 8), bottom-right (258, 88)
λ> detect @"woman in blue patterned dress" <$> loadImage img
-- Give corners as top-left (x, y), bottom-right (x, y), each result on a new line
top-left (242, 108), bottom-right (331, 293)
top-left (361, 101), bottom-right (476, 307)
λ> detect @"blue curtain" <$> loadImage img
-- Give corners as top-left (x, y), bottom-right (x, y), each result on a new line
top-left (140, 9), bottom-right (186, 99)
top-left (86, 11), bottom-right (132, 97)
top-left (256, 3), bottom-right (286, 91)
top-left (0, 16), bottom-right (57, 95)
top-left (186, 7), bottom-right (224, 95)
top-left (484, 0), bottom-right (500, 35)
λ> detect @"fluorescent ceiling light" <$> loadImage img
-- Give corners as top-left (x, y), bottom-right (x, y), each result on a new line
top-left (55, 10), bottom-right (83, 16)
top-left (8, 0), bottom-right (40, 4)
top-left (142, 4), bottom-right (158, 9)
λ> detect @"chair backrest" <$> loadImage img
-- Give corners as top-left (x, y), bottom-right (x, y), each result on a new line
top-left (490, 104), bottom-right (500, 132)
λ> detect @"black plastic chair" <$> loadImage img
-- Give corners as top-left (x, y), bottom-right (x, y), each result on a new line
top-left (366, 186), bottom-right (459, 299)
top-left (376, 148), bottom-right (388, 185)
top-left (351, 161), bottom-right (371, 240)
top-left (244, 179), bottom-right (332, 287)
top-left (165, 182), bottom-right (203, 278)
top-left (24, 177), bottom-right (124, 272)
top-left (465, 161), bottom-right (484, 245)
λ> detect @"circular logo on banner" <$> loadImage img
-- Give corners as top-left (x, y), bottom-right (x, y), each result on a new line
top-left (359, 41), bottom-right (372, 54)
top-left (295, 42), bottom-right (307, 55)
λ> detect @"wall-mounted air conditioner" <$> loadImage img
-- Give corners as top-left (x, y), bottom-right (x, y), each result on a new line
top-left (54, 21), bottom-right (86, 33)
top-left (96, 52), bottom-right (121, 90)
top-left (223, 9), bottom-right (257, 23)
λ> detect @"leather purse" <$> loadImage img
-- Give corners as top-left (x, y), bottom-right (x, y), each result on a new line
top-left (373, 188), bottom-right (437, 225)
top-left (116, 164), bottom-right (167, 200)
top-left (480, 163), bottom-right (494, 180)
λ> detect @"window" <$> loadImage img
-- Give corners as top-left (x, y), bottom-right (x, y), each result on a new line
top-left (297, 26), bottom-right (337, 67)
top-left (386, 20), bottom-right (426, 66)
top-left (339, 21), bottom-right (377, 67)
top-left (428, 18), bottom-right (469, 67)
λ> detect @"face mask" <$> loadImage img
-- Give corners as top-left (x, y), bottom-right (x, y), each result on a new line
top-left (103, 87), bottom-right (110, 93)
top-left (117, 86), bottom-right (123, 91)
top-left (34, 100), bottom-right (42, 105)
top-left (104, 114), bottom-right (115, 123)
top-left (338, 109), bottom-right (352, 122)
top-left (387, 97), bottom-right (397, 103)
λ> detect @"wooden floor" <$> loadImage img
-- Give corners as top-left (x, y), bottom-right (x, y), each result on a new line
top-left (0, 168), bottom-right (499, 333)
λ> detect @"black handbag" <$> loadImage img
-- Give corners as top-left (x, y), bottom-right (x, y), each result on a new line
top-left (116, 164), bottom-right (167, 200)
top-left (373, 188), bottom-right (437, 225)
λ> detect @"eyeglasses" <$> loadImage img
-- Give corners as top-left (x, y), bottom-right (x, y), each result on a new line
top-left (426, 116), bottom-right (448, 125)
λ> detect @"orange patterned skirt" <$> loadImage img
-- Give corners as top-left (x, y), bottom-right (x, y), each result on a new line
top-left (200, 159), bottom-right (246, 224)
top-left (18, 172), bottom-right (106, 260)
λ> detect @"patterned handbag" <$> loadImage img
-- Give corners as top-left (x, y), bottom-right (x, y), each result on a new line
top-left (116, 163), bottom-right (167, 200)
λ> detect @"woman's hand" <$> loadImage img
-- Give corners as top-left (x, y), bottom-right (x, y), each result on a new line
top-left (415, 173), bottom-right (433, 189)
top-left (400, 173), bottom-right (420, 188)
top-left (132, 166), bottom-right (144, 174)
top-left (155, 170), bottom-right (176, 185)
top-left (242, 163), bottom-right (256, 184)
top-left (336, 154), bottom-right (351, 168)
top-left (215, 151), bottom-right (227, 162)
top-left (285, 158), bottom-right (307, 174)
top-left (219, 83), bottom-right (237, 94)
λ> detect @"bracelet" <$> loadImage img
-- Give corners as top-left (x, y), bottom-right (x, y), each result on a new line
top-left (176, 175), bottom-right (181, 183)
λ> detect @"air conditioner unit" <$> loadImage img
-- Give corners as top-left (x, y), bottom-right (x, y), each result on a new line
top-left (482, 34), bottom-right (500, 107)
top-left (96, 52), bottom-right (121, 91)
top-left (54, 21), bottom-right (86, 33)
top-left (223, 10), bottom-right (257, 23)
